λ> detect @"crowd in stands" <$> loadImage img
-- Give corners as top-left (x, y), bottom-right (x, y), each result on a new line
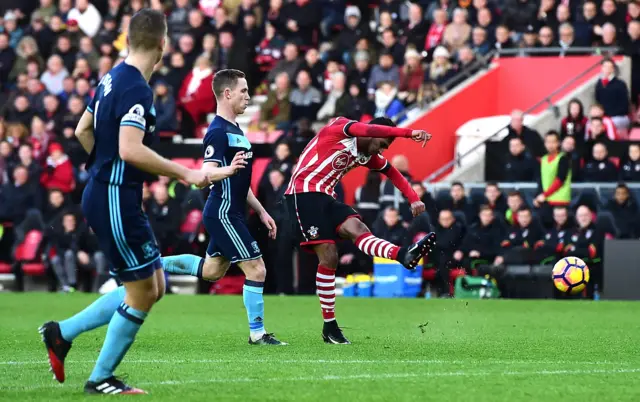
top-left (0, 0), bottom-right (639, 295)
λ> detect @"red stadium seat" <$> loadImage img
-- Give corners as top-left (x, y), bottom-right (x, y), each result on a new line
top-left (180, 209), bottom-right (203, 234)
top-left (251, 157), bottom-right (271, 194)
top-left (0, 262), bottom-right (12, 274)
top-left (15, 230), bottom-right (46, 276)
top-left (158, 131), bottom-right (177, 138)
top-left (610, 157), bottom-right (620, 168)
top-left (629, 128), bottom-right (640, 140)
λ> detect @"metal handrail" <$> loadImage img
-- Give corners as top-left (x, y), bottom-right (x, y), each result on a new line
top-left (497, 46), bottom-right (620, 57)
top-left (424, 48), bottom-right (620, 183)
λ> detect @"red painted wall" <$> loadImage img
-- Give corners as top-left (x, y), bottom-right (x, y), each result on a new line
top-left (339, 56), bottom-right (604, 205)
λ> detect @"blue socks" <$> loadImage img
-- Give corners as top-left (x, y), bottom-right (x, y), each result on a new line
top-left (161, 255), bottom-right (203, 278)
top-left (89, 303), bottom-right (147, 382)
top-left (59, 286), bottom-right (126, 342)
top-left (243, 279), bottom-right (265, 340)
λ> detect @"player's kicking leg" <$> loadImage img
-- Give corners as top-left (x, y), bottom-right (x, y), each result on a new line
top-left (161, 254), bottom-right (286, 345)
top-left (83, 266), bottom-right (165, 394)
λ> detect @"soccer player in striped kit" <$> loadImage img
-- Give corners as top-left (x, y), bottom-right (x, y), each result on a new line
top-left (284, 116), bottom-right (437, 344)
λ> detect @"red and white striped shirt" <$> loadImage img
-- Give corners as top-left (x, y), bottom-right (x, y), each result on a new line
top-left (285, 117), bottom-right (419, 203)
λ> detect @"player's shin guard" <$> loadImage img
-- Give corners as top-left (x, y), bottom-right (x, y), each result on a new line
top-left (316, 265), bottom-right (336, 322)
top-left (88, 303), bottom-right (147, 382)
top-left (354, 232), bottom-right (401, 260)
top-left (161, 255), bottom-right (204, 278)
top-left (59, 286), bottom-right (126, 342)
top-left (243, 280), bottom-right (266, 340)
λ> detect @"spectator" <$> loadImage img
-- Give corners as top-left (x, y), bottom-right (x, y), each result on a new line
top-left (281, 0), bottom-right (321, 48)
top-left (343, 83), bottom-right (374, 122)
top-left (40, 142), bottom-right (74, 194)
top-left (0, 165), bottom-right (40, 225)
top-left (503, 109), bottom-right (545, 157)
top-left (54, 35), bottom-right (77, 74)
top-left (77, 36), bottom-right (99, 72)
top-left (537, 26), bottom-right (557, 55)
top-left (456, 205), bottom-right (505, 272)
top-left (523, 25), bottom-right (539, 50)
top-left (289, 69), bottom-right (322, 123)
top-left (426, 0), bottom-right (455, 23)
top-left (626, 21), bottom-right (640, 104)
top-left (177, 33), bottom-right (198, 69)
top-left (148, 183), bottom-right (181, 254)
top-left (33, 0), bottom-right (57, 24)
top-left (494, 25), bottom-right (515, 51)
top-left (438, 181), bottom-right (476, 224)
top-left (597, 0), bottom-right (625, 37)
top-left (595, 59), bottom-right (630, 129)
top-left (456, 46), bottom-right (479, 75)
top-left (317, 71), bottom-right (348, 121)
top-left (374, 12), bottom-right (395, 45)
top-left (177, 56), bottom-right (215, 135)
top-left (367, 51), bottom-right (400, 97)
top-left (411, 181), bottom-right (438, 221)
top-left (266, 42), bottom-right (301, 84)
top-left (484, 182), bottom-right (508, 216)
top-left (561, 135), bottom-right (582, 182)
top-left (10, 36), bottom-right (44, 83)
top-left (372, 206), bottom-right (409, 247)
top-left (381, 29), bottom-right (406, 67)
top-left (574, 0), bottom-right (598, 46)
top-left (505, 191), bottom-right (525, 226)
top-left (503, 0), bottom-right (538, 33)
top-left (564, 205), bottom-right (604, 297)
top-left (424, 8), bottom-right (448, 52)
top-left (163, 52), bottom-right (188, 95)
top-left (503, 136), bottom-right (538, 182)
top-left (476, 8), bottom-right (496, 43)
top-left (41, 94), bottom-right (64, 135)
top-left (259, 72), bottom-right (291, 131)
top-left (397, 48), bottom-right (424, 105)
top-left (380, 155), bottom-right (414, 223)
top-left (443, 8), bottom-right (471, 53)
top-left (585, 117), bottom-right (612, 148)
top-left (188, 9), bottom-right (213, 53)
top-left (260, 142), bottom-right (295, 193)
top-left (586, 103), bottom-right (618, 141)
top-left (471, 26), bottom-right (491, 56)
top-left (254, 22), bottom-right (285, 80)
top-left (168, 0), bottom-right (192, 43)
top-left (494, 207), bottom-right (544, 266)
top-left (425, 46), bottom-right (455, 89)
top-left (560, 99), bottom-right (587, 146)
top-left (0, 32), bottom-right (16, 87)
top-left (373, 81), bottom-right (405, 123)
top-left (11, 144), bottom-right (41, 188)
top-left (536, 0), bottom-right (557, 29)
top-left (402, 3), bottom-right (429, 51)
top-left (58, 76), bottom-right (76, 106)
top-left (536, 206), bottom-right (572, 260)
top-left (43, 188), bottom-right (68, 228)
top-left (335, 5), bottom-right (371, 58)
top-left (354, 171), bottom-right (383, 228)
top-left (50, 211), bottom-right (82, 292)
top-left (40, 55), bottom-right (68, 96)
top-left (621, 144), bottom-right (640, 182)
top-left (557, 23), bottom-right (577, 56)
top-left (534, 131), bottom-right (571, 226)
top-left (4, 96), bottom-right (34, 127)
top-left (300, 48), bottom-right (326, 92)
top-left (582, 142), bottom-right (618, 182)
top-left (555, 5), bottom-right (571, 35)
top-left (348, 50), bottom-right (371, 95)
top-left (2, 11), bottom-right (24, 49)
top-left (154, 80), bottom-right (178, 132)
top-left (432, 208), bottom-right (465, 297)
top-left (605, 183), bottom-right (638, 239)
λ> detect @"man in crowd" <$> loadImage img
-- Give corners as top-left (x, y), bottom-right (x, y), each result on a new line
top-left (454, 205), bottom-right (505, 273)
top-left (534, 131), bottom-right (571, 227)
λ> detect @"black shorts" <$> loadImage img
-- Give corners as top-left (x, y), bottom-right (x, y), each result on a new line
top-left (285, 192), bottom-right (361, 249)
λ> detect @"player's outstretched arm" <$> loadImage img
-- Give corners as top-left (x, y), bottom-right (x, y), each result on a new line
top-left (346, 121), bottom-right (431, 143)
top-left (75, 110), bottom-right (95, 154)
top-left (201, 152), bottom-right (248, 182)
top-left (119, 126), bottom-right (210, 187)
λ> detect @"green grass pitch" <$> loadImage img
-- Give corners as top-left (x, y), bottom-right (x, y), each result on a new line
top-left (1, 293), bottom-right (640, 401)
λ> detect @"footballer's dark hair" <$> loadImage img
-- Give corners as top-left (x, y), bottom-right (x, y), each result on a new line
top-left (368, 117), bottom-right (395, 127)
top-left (128, 9), bottom-right (167, 52)
top-left (212, 69), bottom-right (246, 98)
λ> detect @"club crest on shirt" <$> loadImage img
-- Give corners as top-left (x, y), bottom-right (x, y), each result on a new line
top-left (332, 152), bottom-right (351, 171)
top-left (307, 226), bottom-right (319, 239)
top-left (205, 145), bottom-right (214, 158)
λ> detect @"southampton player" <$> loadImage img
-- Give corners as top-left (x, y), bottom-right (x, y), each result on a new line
top-left (38, 10), bottom-right (211, 394)
top-left (285, 116), bottom-right (436, 344)
top-left (160, 69), bottom-right (286, 345)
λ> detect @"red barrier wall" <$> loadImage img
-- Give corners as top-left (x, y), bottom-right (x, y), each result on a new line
top-left (339, 56), bottom-right (604, 205)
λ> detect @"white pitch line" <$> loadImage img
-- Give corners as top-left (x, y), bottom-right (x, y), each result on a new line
top-left (3, 368), bottom-right (640, 392)
top-left (0, 358), bottom-right (631, 366)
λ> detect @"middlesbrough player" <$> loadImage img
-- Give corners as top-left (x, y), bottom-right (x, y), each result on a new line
top-left (284, 116), bottom-right (437, 344)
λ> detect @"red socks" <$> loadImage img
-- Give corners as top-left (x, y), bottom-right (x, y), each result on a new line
top-left (354, 232), bottom-right (400, 260)
top-left (316, 265), bottom-right (336, 322)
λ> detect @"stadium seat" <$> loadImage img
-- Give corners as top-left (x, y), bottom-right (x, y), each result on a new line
top-left (629, 128), bottom-right (640, 140)
top-left (571, 188), bottom-right (601, 210)
top-left (519, 187), bottom-right (537, 206)
top-left (469, 187), bottom-right (486, 206)
top-left (531, 264), bottom-right (553, 278)
top-left (434, 189), bottom-right (451, 205)
top-left (452, 210), bottom-right (467, 227)
top-left (610, 157), bottom-right (620, 168)
top-left (599, 187), bottom-right (616, 204)
top-left (15, 230), bottom-right (47, 276)
top-left (0, 262), bottom-right (12, 274)
top-left (180, 209), bottom-right (203, 234)
top-left (595, 211), bottom-right (619, 238)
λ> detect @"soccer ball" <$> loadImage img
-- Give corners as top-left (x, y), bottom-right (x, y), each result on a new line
top-left (552, 257), bottom-right (590, 294)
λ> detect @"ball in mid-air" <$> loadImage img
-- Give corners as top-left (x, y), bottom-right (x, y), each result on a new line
top-left (552, 257), bottom-right (590, 294)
